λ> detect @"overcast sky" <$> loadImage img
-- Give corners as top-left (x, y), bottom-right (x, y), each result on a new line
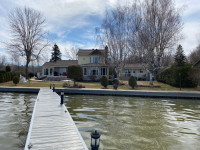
top-left (0, 0), bottom-right (200, 63)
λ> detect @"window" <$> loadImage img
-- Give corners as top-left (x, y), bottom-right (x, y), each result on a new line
top-left (140, 69), bottom-right (143, 73)
top-left (45, 68), bottom-right (48, 75)
top-left (83, 57), bottom-right (85, 61)
top-left (90, 57), bottom-right (91, 63)
top-left (124, 69), bottom-right (130, 77)
top-left (133, 70), bottom-right (136, 73)
top-left (93, 57), bottom-right (99, 63)
top-left (50, 68), bottom-right (53, 75)
top-left (83, 68), bottom-right (87, 76)
top-left (90, 68), bottom-right (98, 75)
top-left (101, 68), bottom-right (107, 75)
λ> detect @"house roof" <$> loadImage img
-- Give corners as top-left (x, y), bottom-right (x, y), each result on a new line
top-left (42, 60), bottom-right (78, 68)
top-left (124, 64), bottom-right (146, 69)
top-left (81, 63), bottom-right (109, 67)
top-left (77, 49), bottom-right (105, 56)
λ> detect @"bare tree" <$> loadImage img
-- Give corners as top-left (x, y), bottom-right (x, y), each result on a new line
top-left (65, 46), bottom-right (79, 60)
top-left (0, 55), bottom-right (7, 70)
top-left (136, 0), bottom-right (183, 84)
top-left (98, 0), bottom-right (182, 84)
top-left (6, 7), bottom-right (49, 78)
top-left (100, 5), bottom-right (130, 78)
top-left (188, 44), bottom-right (200, 64)
top-left (10, 53), bottom-right (21, 71)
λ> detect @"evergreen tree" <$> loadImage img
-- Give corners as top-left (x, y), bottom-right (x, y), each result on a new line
top-left (174, 45), bottom-right (186, 66)
top-left (50, 44), bottom-right (62, 62)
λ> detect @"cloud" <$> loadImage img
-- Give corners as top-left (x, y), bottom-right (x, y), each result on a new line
top-left (0, 0), bottom-right (200, 64)
top-left (181, 21), bottom-right (200, 55)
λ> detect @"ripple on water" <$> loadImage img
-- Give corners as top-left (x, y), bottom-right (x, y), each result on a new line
top-left (65, 95), bottom-right (200, 150)
top-left (0, 93), bottom-right (36, 150)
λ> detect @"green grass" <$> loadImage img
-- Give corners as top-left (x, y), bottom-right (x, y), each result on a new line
top-left (0, 79), bottom-right (199, 92)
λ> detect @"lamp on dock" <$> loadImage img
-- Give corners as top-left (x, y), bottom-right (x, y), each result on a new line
top-left (53, 84), bottom-right (55, 92)
top-left (91, 130), bottom-right (101, 150)
top-left (60, 91), bottom-right (64, 105)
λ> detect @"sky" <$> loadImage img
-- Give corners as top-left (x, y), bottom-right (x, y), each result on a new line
top-left (0, 0), bottom-right (200, 64)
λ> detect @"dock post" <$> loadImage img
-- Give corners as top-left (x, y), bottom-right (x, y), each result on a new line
top-left (50, 83), bottom-right (52, 89)
top-left (60, 91), bottom-right (64, 104)
top-left (91, 130), bottom-right (101, 150)
top-left (53, 84), bottom-right (55, 92)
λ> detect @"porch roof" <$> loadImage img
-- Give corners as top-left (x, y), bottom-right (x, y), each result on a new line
top-left (42, 60), bottom-right (78, 68)
top-left (81, 63), bottom-right (109, 67)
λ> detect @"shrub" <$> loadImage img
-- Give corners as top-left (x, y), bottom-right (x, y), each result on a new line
top-left (0, 73), bottom-right (4, 83)
top-left (68, 65), bottom-right (83, 86)
top-left (100, 76), bottom-right (108, 88)
top-left (8, 72), bottom-right (12, 81)
top-left (157, 63), bottom-right (198, 88)
top-left (2, 73), bottom-right (6, 82)
top-left (113, 79), bottom-right (119, 90)
top-left (129, 76), bottom-right (137, 89)
top-left (5, 66), bottom-right (11, 72)
top-left (108, 79), bottom-right (113, 85)
top-left (13, 76), bottom-right (19, 85)
top-left (28, 72), bottom-right (34, 78)
top-left (0, 71), bottom-right (6, 74)
top-left (5, 73), bottom-right (9, 82)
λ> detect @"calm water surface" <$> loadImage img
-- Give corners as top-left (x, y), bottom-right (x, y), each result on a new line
top-left (0, 93), bottom-right (36, 150)
top-left (65, 95), bottom-right (200, 150)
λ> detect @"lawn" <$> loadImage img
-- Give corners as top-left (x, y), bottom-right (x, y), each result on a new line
top-left (0, 79), bottom-right (200, 92)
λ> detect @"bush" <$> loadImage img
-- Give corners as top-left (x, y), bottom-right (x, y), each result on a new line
top-left (68, 65), bottom-right (83, 86)
top-left (68, 65), bottom-right (83, 81)
top-left (100, 76), bottom-right (108, 88)
top-left (5, 73), bottom-right (9, 82)
top-left (13, 76), bottom-right (19, 85)
top-left (5, 66), bottom-right (11, 72)
top-left (8, 72), bottom-right (12, 81)
top-left (113, 79), bottom-right (119, 90)
top-left (157, 63), bottom-right (198, 88)
top-left (28, 72), bottom-right (34, 78)
top-left (129, 76), bottom-right (137, 89)
top-left (0, 71), bottom-right (6, 74)
top-left (0, 73), bottom-right (4, 83)
top-left (108, 79), bottom-right (113, 85)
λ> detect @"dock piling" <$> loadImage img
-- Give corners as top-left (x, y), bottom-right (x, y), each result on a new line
top-left (60, 90), bottom-right (64, 105)
top-left (53, 84), bottom-right (55, 92)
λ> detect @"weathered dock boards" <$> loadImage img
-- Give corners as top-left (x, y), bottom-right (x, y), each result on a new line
top-left (25, 88), bottom-right (88, 150)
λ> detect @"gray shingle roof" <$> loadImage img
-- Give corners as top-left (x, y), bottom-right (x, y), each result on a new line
top-left (81, 63), bottom-right (109, 67)
top-left (124, 64), bottom-right (146, 68)
top-left (42, 60), bottom-right (78, 68)
top-left (77, 49), bottom-right (105, 56)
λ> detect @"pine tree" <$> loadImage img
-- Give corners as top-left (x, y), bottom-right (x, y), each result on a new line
top-left (174, 45), bottom-right (186, 66)
top-left (50, 44), bottom-right (62, 62)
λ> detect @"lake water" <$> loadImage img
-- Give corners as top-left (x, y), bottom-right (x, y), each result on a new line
top-left (0, 93), bottom-right (200, 150)
top-left (65, 95), bottom-right (200, 150)
top-left (0, 93), bottom-right (36, 150)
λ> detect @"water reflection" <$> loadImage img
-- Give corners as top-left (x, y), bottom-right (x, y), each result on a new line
top-left (65, 95), bottom-right (200, 150)
top-left (0, 93), bottom-right (36, 150)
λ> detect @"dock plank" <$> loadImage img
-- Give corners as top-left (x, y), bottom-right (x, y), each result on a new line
top-left (24, 88), bottom-right (88, 150)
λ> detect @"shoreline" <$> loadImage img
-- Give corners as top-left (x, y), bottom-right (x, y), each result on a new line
top-left (0, 87), bottom-right (200, 99)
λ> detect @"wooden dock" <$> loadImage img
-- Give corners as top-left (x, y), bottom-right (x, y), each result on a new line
top-left (24, 88), bottom-right (88, 150)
